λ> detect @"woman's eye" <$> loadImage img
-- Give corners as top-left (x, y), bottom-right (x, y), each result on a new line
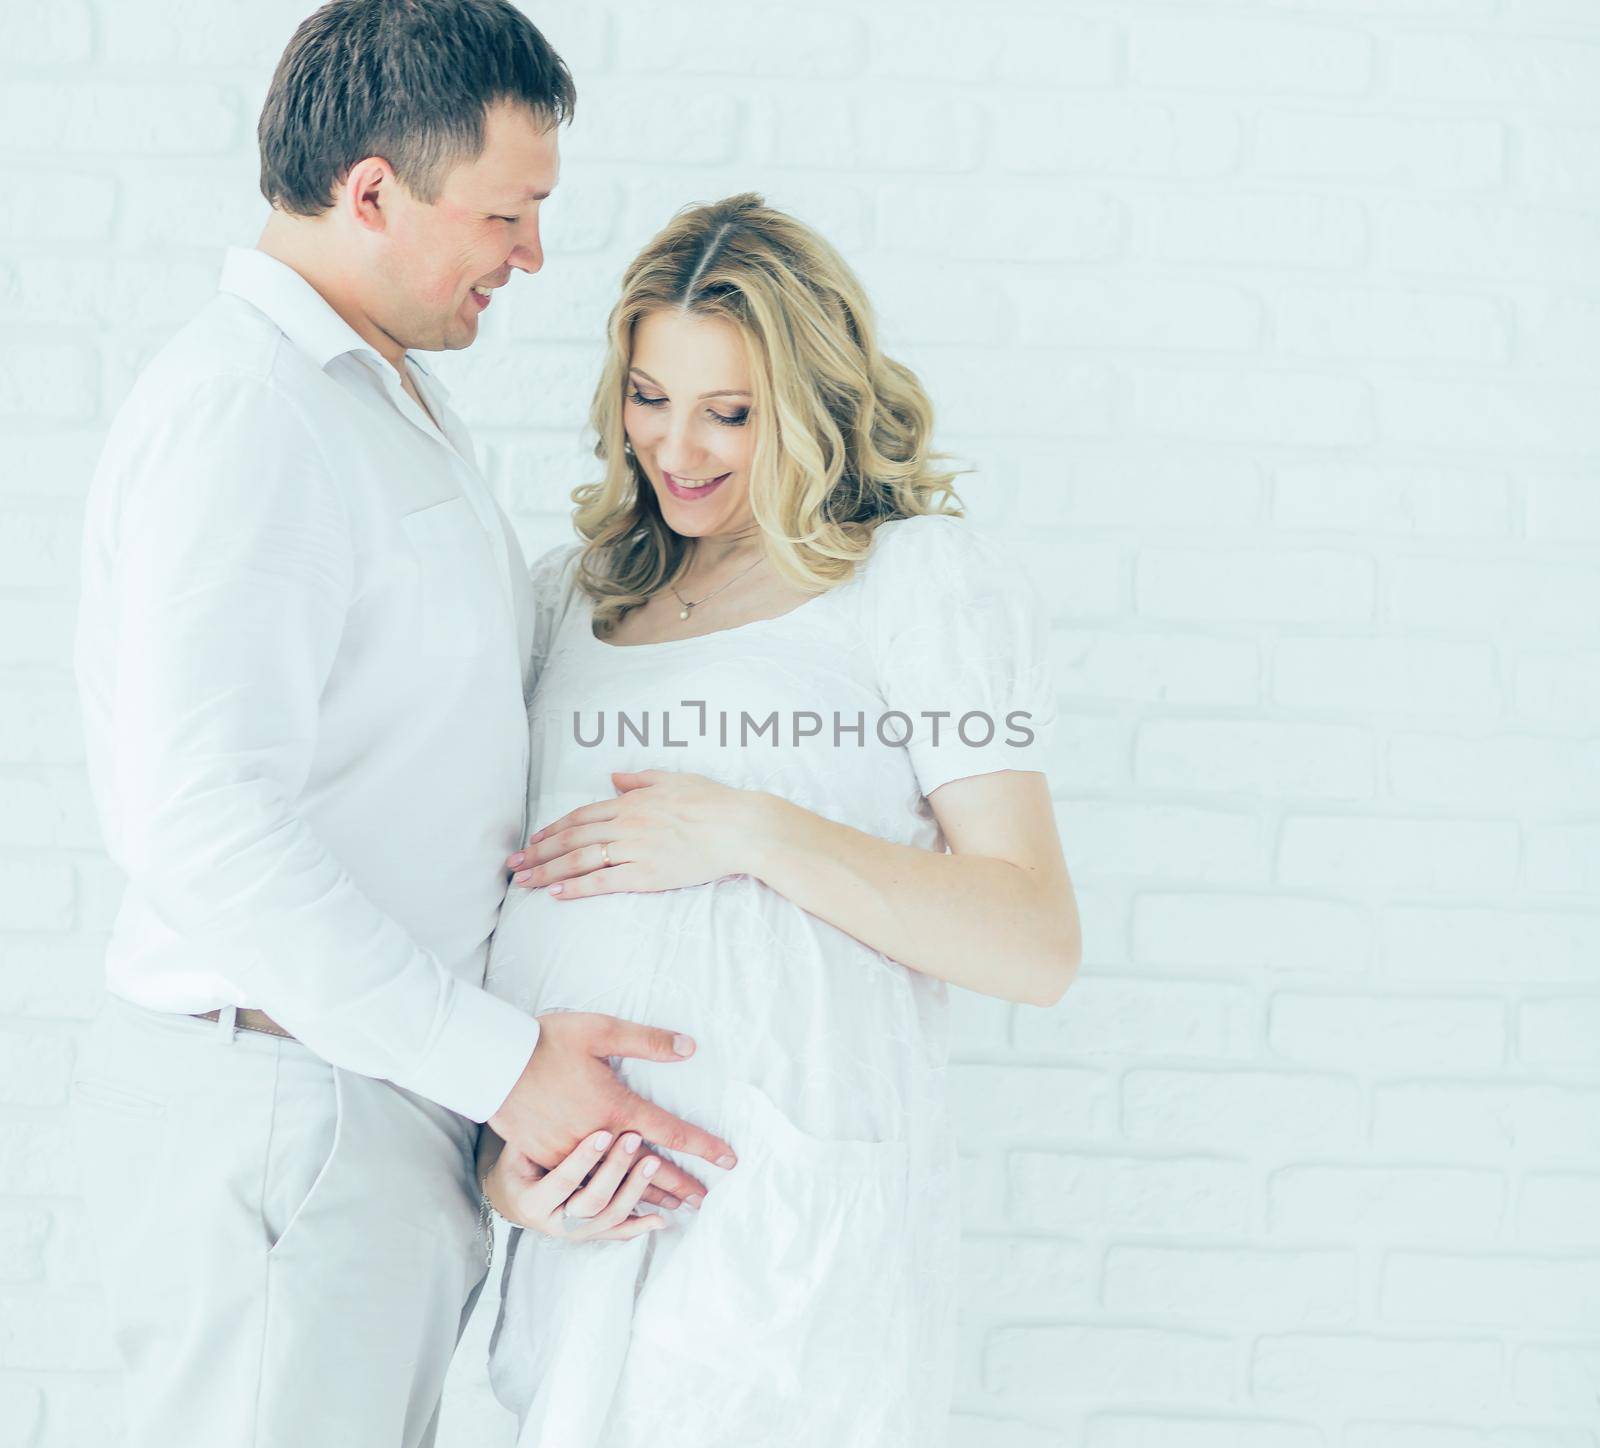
top-left (627, 388), bottom-right (666, 407)
top-left (710, 409), bottom-right (749, 428)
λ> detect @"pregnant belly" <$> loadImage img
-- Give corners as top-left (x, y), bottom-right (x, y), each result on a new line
top-left (487, 876), bottom-right (802, 1036)
top-left (489, 887), bottom-right (672, 1011)
top-left (485, 876), bottom-right (941, 1105)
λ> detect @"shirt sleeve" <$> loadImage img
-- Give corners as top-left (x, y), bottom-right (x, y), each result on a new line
top-left (867, 513), bottom-right (1058, 799)
top-left (105, 375), bottom-right (538, 1122)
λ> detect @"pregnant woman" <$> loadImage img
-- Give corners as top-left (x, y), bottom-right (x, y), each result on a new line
top-left (477, 193), bottom-right (1080, 1447)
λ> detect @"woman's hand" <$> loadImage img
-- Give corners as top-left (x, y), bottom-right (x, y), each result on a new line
top-left (507, 769), bottom-right (774, 899)
top-left (483, 1127), bottom-right (669, 1243)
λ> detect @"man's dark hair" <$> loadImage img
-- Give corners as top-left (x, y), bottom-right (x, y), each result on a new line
top-left (258, 0), bottom-right (575, 217)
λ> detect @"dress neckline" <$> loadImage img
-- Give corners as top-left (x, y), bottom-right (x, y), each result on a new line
top-left (574, 515), bottom-right (921, 651)
top-left (585, 587), bottom-right (830, 650)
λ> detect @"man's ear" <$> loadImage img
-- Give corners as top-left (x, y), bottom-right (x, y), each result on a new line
top-left (341, 156), bottom-right (394, 233)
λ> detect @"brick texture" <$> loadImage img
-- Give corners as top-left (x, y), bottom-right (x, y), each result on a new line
top-left (4, 1), bottom-right (1597, 1445)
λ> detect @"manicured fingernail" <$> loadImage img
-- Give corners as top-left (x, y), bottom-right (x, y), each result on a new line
top-left (716, 1153), bottom-right (736, 1169)
top-left (641, 1157), bottom-right (660, 1176)
top-left (672, 1034), bottom-right (694, 1056)
top-left (592, 1131), bottom-right (613, 1152)
top-left (549, 883), bottom-right (565, 896)
top-left (513, 871), bottom-right (532, 886)
top-left (509, 853), bottom-right (525, 867)
top-left (621, 1132), bottom-right (640, 1153)
top-left (684, 1193), bottom-right (703, 1210)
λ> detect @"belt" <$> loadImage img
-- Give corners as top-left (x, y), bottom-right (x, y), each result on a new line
top-left (191, 1007), bottom-right (295, 1041)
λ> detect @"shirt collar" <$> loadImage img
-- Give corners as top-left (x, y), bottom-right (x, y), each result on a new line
top-left (405, 349), bottom-right (451, 402)
top-left (218, 247), bottom-right (445, 396)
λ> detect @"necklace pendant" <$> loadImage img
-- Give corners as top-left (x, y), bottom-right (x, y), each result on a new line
top-left (679, 607), bottom-right (691, 621)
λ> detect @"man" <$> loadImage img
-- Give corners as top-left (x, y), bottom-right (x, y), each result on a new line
top-left (70, 2), bottom-right (735, 1444)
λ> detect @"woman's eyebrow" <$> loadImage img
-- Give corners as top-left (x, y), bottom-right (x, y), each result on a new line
top-left (629, 367), bottom-right (751, 401)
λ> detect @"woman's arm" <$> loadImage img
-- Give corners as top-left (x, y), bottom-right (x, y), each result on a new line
top-left (511, 769), bottom-right (1080, 1007)
top-left (745, 770), bottom-right (1079, 1006)
top-left (477, 1121), bottom-right (671, 1243)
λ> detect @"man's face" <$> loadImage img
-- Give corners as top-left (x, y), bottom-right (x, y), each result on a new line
top-left (370, 99), bottom-right (560, 354)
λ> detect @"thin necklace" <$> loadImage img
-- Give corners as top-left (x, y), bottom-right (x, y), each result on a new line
top-left (667, 552), bottom-right (765, 621)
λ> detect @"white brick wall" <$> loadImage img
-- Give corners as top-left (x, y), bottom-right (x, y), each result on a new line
top-left (3, 0), bottom-right (1597, 1444)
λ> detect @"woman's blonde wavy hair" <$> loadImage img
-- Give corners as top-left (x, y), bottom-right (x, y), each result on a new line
top-left (572, 192), bottom-right (964, 634)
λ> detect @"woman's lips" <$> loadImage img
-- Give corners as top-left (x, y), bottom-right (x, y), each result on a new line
top-left (664, 470), bottom-right (730, 501)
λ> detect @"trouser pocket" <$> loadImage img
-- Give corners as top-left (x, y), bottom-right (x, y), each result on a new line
top-left (263, 1056), bottom-right (341, 1257)
top-left (69, 1040), bottom-right (172, 1309)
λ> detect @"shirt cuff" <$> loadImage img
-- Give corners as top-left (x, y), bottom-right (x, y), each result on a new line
top-left (399, 980), bottom-right (541, 1123)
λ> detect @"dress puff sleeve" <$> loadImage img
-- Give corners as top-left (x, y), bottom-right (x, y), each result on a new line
top-left (865, 512), bottom-right (1057, 799)
top-left (527, 542), bottom-right (584, 685)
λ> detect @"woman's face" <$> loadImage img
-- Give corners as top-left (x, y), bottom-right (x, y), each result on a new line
top-left (622, 308), bottom-right (758, 540)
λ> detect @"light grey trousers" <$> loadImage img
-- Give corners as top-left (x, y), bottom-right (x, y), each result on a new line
top-left (70, 994), bottom-right (491, 1448)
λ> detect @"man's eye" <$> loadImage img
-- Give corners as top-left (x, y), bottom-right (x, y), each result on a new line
top-left (493, 215), bottom-right (519, 224)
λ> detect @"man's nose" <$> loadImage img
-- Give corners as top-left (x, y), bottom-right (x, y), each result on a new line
top-left (507, 216), bottom-right (543, 274)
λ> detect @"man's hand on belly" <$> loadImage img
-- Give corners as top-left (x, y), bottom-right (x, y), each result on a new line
top-left (486, 1010), bottom-right (738, 1211)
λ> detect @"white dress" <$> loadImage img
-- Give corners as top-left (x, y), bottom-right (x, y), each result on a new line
top-left (484, 513), bottom-right (1056, 1448)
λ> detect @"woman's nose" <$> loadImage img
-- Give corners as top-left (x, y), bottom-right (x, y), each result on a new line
top-left (656, 418), bottom-right (707, 472)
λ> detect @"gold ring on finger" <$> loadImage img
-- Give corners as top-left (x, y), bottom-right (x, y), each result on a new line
top-left (600, 842), bottom-right (612, 868)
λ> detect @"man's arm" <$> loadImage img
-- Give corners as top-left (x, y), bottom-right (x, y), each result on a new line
top-left (99, 375), bottom-right (739, 1196)
top-left (103, 375), bottom-right (535, 1120)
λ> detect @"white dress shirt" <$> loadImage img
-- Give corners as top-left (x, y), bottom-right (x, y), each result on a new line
top-left (75, 247), bottom-right (541, 1123)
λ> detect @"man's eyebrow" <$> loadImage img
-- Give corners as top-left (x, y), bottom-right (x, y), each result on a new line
top-left (630, 366), bottom-right (751, 401)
